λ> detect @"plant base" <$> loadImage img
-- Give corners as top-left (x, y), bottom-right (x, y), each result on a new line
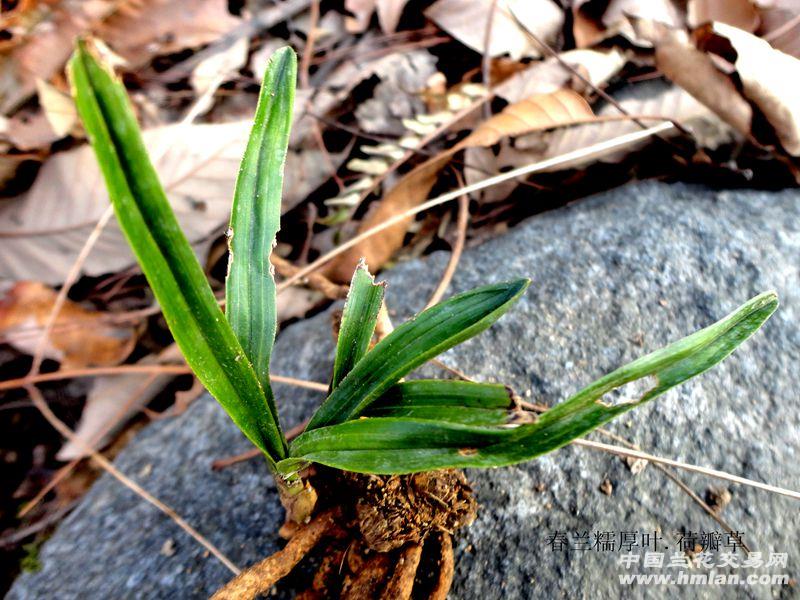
top-left (212, 469), bottom-right (478, 599)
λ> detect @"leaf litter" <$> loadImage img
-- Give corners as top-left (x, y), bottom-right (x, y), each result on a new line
top-left (2, 0), bottom-right (800, 591)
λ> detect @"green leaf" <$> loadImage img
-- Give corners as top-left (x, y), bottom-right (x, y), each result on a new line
top-left (305, 279), bottom-right (530, 430)
top-left (226, 47), bottom-right (296, 406)
top-left (365, 379), bottom-right (518, 425)
top-left (68, 39), bottom-right (286, 462)
top-left (373, 380), bottom-right (515, 409)
top-left (289, 292), bottom-right (777, 473)
top-left (331, 261), bottom-right (385, 390)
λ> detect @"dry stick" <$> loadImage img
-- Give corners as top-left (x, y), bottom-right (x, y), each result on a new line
top-left (24, 385), bottom-right (240, 574)
top-left (211, 508), bottom-right (341, 600)
top-left (595, 428), bottom-right (751, 554)
top-left (278, 121), bottom-right (676, 291)
top-left (0, 366), bottom-right (329, 393)
top-left (573, 439), bottom-right (800, 502)
top-left (211, 419), bottom-right (309, 470)
top-left (507, 6), bottom-right (689, 140)
top-left (425, 181), bottom-right (469, 309)
top-left (18, 372), bottom-right (162, 518)
top-left (29, 204), bottom-right (115, 376)
top-left (299, 0), bottom-right (320, 89)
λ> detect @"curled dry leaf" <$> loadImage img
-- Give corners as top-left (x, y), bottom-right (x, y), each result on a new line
top-left (698, 22), bottom-right (800, 156)
top-left (345, 0), bottom-right (411, 34)
top-left (493, 48), bottom-right (628, 103)
top-left (465, 81), bottom-right (737, 203)
top-left (572, 0), bottom-right (685, 48)
top-left (687, 0), bottom-right (760, 31)
top-left (0, 121), bottom-right (335, 284)
top-left (0, 0), bottom-right (241, 114)
top-left (96, 0), bottom-right (241, 65)
top-left (425, 0), bottom-right (564, 59)
top-left (0, 281), bottom-right (136, 368)
top-left (634, 19), bottom-right (753, 137)
top-left (322, 89), bottom-right (594, 282)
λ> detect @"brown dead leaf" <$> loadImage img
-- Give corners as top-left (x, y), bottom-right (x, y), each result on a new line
top-left (758, 1), bottom-right (800, 58)
top-left (0, 0), bottom-right (240, 114)
top-left (698, 21), bottom-right (800, 155)
top-left (0, 121), bottom-right (336, 284)
top-left (57, 345), bottom-right (183, 461)
top-left (634, 19), bottom-right (753, 137)
top-left (345, 0), bottom-right (411, 34)
top-left (0, 0), bottom-right (116, 114)
top-left (494, 48), bottom-right (628, 103)
top-left (0, 281), bottom-right (136, 368)
top-left (573, 0), bottom-right (685, 47)
top-left (687, 0), bottom-right (760, 31)
top-left (322, 89), bottom-right (594, 281)
top-left (425, 0), bottom-right (564, 59)
top-left (97, 0), bottom-right (241, 64)
top-left (465, 81), bottom-right (737, 203)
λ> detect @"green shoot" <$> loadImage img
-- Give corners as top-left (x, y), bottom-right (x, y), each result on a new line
top-left (70, 40), bottom-right (777, 514)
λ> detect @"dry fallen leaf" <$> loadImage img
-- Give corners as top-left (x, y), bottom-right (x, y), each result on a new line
top-left (345, 0), bottom-right (411, 34)
top-left (0, 281), bottom-right (136, 368)
top-left (0, 0), bottom-right (240, 115)
top-left (687, 0), bottom-right (760, 31)
top-left (698, 21), bottom-right (800, 155)
top-left (757, 0), bottom-right (800, 58)
top-left (465, 81), bottom-right (737, 203)
top-left (56, 345), bottom-right (182, 461)
top-left (573, 0), bottom-right (685, 47)
top-left (494, 48), bottom-right (628, 103)
top-left (0, 121), bottom-right (336, 284)
top-left (190, 36), bottom-right (249, 118)
top-left (322, 89), bottom-right (595, 281)
top-left (58, 286), bottom-right (323, 461)
top-left (96, 0), bottom-right (241, 65)
top-left (634, 19), bottom-right (753, 137)
top-left (425, 0), bottom-right (564, 59)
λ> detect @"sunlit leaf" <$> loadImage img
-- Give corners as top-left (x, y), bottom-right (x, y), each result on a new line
top-left (305, 279), bottom-right (530, 430)
top-left (290, 292), bottom-right (777, 473)
top-left (330, 261), bottom-right (385, 390)
top-left (69, 39), bottom-right (286, 462)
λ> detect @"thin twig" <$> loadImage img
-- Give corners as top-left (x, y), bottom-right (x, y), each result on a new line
top-left (0, 366), bottom-right (329, 392)
top-left (299, 0), bottom-right (320, 89)
top-left (595, 429), bottom-right (751, 553)
top-left (24, 385), bottom-right (240, 574)
top-left (277, 122), bottom-right (675, 290)
top-left (573, 438), bottom-right (800, 501)
top-left (425, 175), bottom-right (469, 309)
top-left (29, 205), bottom-right (115, 377)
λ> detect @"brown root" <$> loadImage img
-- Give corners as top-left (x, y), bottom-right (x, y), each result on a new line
top-left (430, 533), bottom-right (455, 600)
top-left (211, 508), bottom-right (342, 600)
top-left (383, 542), bottom-right (423, 600)
top-left (341, 549), bottom-right (393, 599)
top-left (212, 469), bottom-right (473, 599)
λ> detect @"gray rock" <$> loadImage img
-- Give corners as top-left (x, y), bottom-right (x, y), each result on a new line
top-left (9, 182), bottom-right (800, 599)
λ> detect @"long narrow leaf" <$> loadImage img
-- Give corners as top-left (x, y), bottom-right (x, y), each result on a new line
top-left (305, 279), bottom-right (530, 430)
top-left (331, 261), bottom-right (385, 390)
top-left (365, 379), bottom-right (518, 425)
top-left (372, 380), bottom-right (515, 409)
top-left (226, 47), bottom-right (295, 412)
top-left (69, 40), bottom-right (286, 461)
top-left (289, 292), bottom-right (777, 473)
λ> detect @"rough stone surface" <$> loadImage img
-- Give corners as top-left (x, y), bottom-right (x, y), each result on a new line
top-left (9, 182), bottom-right (800, 599)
